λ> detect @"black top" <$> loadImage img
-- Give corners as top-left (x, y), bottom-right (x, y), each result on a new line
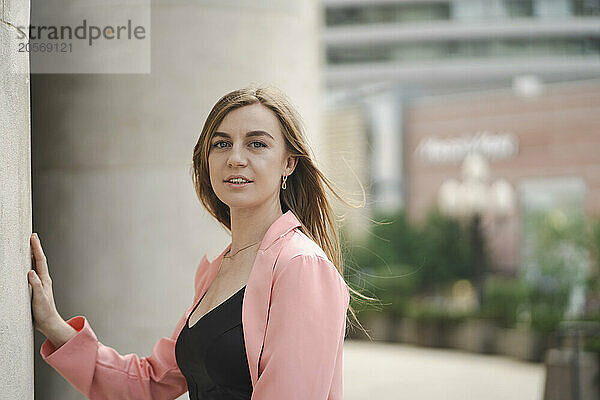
top-left (175, 285), bottom-right (253, 400)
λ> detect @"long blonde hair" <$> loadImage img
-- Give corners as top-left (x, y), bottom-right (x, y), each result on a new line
top-left (190, 85), bottom-right (374, 337)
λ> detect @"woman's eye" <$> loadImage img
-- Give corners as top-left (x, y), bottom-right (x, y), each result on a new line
top-left (251, 141), bottom-right (267, 149)
top-left (212, 141), bottom-right (228, 149)
top-left (211, 141), bottom-right (265, 149)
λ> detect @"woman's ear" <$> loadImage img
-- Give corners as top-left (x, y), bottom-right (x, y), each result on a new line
top-left (285, 155), bottom-right (298, 176)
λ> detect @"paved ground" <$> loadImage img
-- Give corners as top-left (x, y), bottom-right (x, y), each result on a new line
top-left (344, 340), bottom-right (546, 400)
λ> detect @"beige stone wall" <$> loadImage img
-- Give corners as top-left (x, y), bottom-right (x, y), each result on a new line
top-left (0, 0), bottom-right (33, 398)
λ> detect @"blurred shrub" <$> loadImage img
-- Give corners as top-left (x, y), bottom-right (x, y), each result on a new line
top-left (406, 299), bottom-right (473, 324)
top-left (341, 210), bottom-right (421, 316)
top-left (416, 208), bottom-right (476, 293)
top-left (481, 276), bottom-right (530, 328)
top-left (342, 207), bottom-right (477, 318)
top-left (364, 264), bottom-right (420, 318)
top-left (345, 209), bottom-right (420, 272)
top-left (585, 218), bottom-right (600, 310)
top-left (340, 208), bottom-right (600, 351)
top-left (522, 210), bottom-right (587, 334)
top-left (583, 220), bottom-right (600, 361)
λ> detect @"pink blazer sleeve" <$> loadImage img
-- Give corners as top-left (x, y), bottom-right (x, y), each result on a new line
top-left (251, 254), bottom-right (350, 400)
top-left (40, 312), bottom-right (188, 399)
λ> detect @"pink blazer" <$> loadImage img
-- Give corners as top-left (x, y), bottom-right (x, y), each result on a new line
top-left (40, 210), bottom-right (350, 399)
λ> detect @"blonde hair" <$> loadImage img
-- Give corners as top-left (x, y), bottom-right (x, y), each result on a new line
top-left (190, 85), bottom-right (374, 338)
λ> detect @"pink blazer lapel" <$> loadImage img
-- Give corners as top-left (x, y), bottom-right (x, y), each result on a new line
top-left (186, 211), bottom-right (302, 387)
top-left (242, 246), bottom-right (276, 386)
top-left (244, 211), bottom-right (302, 386)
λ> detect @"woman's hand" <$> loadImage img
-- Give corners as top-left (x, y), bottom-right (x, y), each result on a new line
top-left (28, 233), bottom-right (64, 336)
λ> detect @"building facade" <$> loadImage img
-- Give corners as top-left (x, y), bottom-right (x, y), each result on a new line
top-left (405, 80), bottom-right (600, 280)
top-left (321, 0), bottom-right (600, 254)
top-left (323, 0), bottom-right (600, 93)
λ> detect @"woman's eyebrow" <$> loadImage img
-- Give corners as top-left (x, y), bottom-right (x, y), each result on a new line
top-left (213, 130), bottom-right (274, 140)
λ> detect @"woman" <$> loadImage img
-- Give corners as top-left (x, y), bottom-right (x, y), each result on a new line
top-left (28, 86), bottom-right (356, 399)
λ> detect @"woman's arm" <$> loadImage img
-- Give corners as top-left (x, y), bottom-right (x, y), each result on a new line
top-left (29, 232), bottom-right (189, 399)
top-left (251, 254), bottom-right (350, 400)
top-left (40, 313), bottom-right (189, 400)
top-left (40, 316), bottom-right (77, 349)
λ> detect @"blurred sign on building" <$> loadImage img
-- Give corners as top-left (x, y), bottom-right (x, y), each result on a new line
top-left (416, 131), bottom-right (519, 164)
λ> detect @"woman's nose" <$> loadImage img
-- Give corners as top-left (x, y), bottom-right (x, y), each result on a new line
top-left (227, 145), bottom-right (247, 167)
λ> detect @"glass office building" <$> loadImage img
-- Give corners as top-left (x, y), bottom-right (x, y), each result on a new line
top-left (323, 0), bottom-right (600, 91)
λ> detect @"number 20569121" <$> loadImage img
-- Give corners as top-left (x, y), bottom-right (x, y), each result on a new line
top-left (18, 42), bottom-right (72, 53)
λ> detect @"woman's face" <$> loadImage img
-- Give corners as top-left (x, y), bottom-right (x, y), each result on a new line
top-left (208, 103), bottom-right (296, 212)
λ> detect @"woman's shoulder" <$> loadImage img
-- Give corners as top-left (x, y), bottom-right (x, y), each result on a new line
top-left (279, 229), bottom-right (329, 263)
top-left (276, 229), bottom-right (344, 281)
top-left (276, 229), bottom-right (350, 306)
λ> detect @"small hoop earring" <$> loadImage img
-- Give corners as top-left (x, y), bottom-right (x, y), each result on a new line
top-left (281, 175), bottom-right (288, 190)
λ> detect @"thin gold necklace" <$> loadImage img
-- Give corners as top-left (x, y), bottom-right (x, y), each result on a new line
top-left (223, 240), bottom-right (261, 258)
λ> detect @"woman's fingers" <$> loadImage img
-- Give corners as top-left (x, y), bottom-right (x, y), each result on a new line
top-left (28, 269), bottom-right (42, 288)
top-left (30, 233), bottom-right (51, 285)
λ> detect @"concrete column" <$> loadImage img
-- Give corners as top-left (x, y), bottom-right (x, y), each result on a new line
top-left (31, 1), bottom-right (321, 399)
top-left (366, 90), bottom-right (404, 214)
top-left (0, 0), bottom-right (33, 399)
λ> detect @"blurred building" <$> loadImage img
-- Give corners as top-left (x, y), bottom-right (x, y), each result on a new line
top-left (406, 79), bottom-right (600, 278)
top-left (320, 1), bottom-right (600, 277)
top-left (322, 101), bottom-right (372, 241)
top-left (324, 0), bottom-right (600, 92)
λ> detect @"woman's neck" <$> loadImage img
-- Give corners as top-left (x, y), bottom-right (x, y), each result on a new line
top-left (229, 203), bottom-right (283, 253)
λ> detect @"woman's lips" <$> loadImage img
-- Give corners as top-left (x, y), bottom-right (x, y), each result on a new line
top-left (224, 181), bottom-right (252, 188)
